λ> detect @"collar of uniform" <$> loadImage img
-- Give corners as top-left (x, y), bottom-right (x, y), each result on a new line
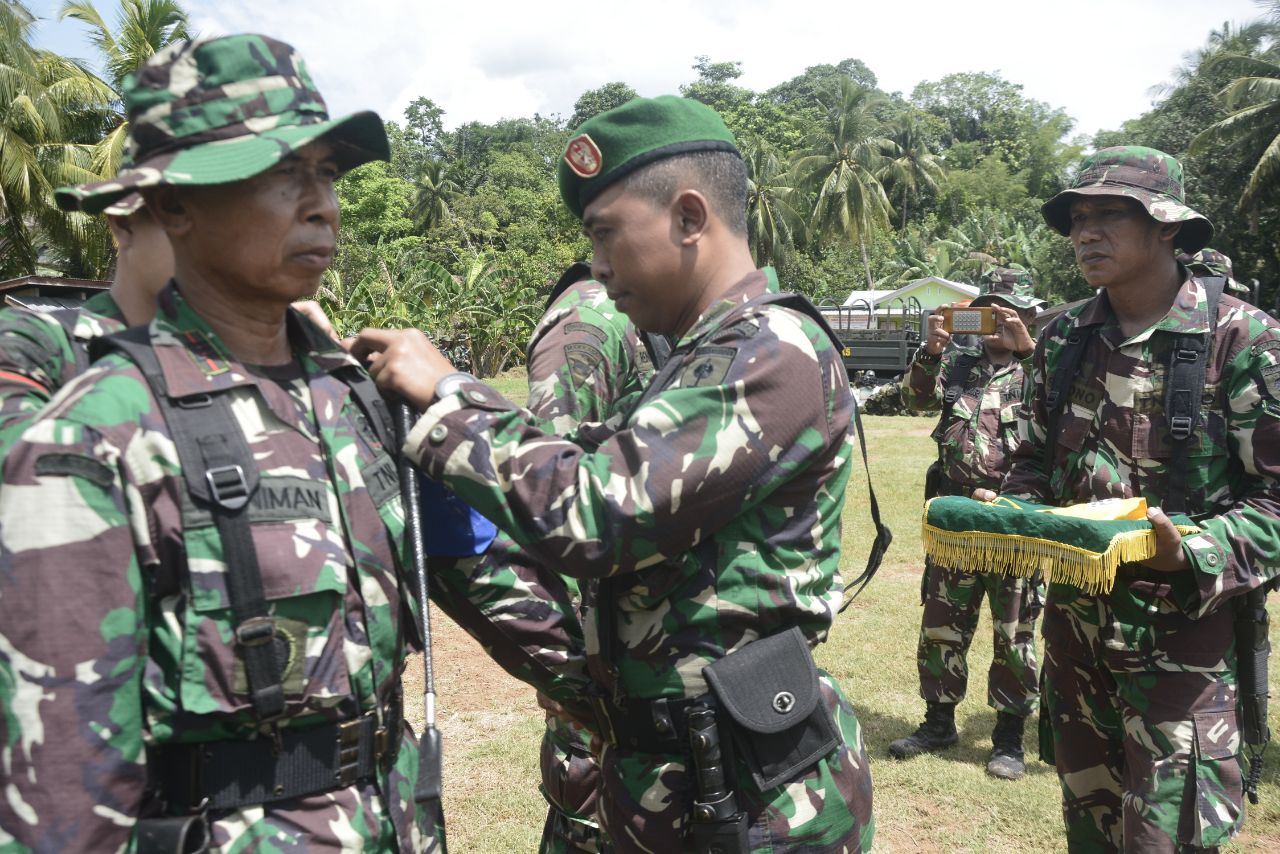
top-left (1080, 272), bottom-right (1209, 348)
top-left (149, 283), bottom-right (362, 399)
top-left (675, 269), bottom-right (769, 347)
top-left (81, 290), bottom-right (127, 326)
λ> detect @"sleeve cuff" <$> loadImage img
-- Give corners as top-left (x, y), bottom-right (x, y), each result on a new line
top-left (403, 379), bottom-right (516, 476)
top-left (1181, 529), bottom-right (1227, 576)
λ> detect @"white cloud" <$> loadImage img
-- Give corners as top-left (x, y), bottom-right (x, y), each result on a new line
top-left (170, 0), bottom-right (1261, 138)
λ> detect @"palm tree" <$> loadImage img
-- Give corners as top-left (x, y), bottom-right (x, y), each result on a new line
top-left (0, 1), bottom-right (116, 275)
top-left (741, 136), bottom-right (805, 266)
top-left (59, 0), bottom-right (191, 176)
top-left (1191, 50), bottom-right (1280, 216)
top-left (794, 79), bottom-right (895, 288)
top-left (411, 159), bottom-right (459, 233)
top-left (879, 112), bottom-right (945, 229)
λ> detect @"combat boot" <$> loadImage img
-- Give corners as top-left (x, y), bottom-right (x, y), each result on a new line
top-left (888, 701), bottom-right (958, 759)
top-left (986, 711), bottom-right (1026, 780)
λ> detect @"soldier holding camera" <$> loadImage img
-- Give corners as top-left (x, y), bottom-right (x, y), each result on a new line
top-left (890, 269), bottom-right (1045, 780)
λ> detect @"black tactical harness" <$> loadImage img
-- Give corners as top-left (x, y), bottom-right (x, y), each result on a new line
top-left (90, 314), bottom-right (403, 841)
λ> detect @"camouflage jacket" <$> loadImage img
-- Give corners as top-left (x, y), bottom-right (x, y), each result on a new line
top-left (525, 278), bottom-right (654, 435)
top-left (0, 286), bottom-right (429, 853)
top-left (0, 291), bottom-right (126, 453)
top-left (1002, 276), bottom-right (1280, 616)
top-left (405, 268), bottom-right (852, 701)
top-left (903, 345), bottom-right (1028, 491)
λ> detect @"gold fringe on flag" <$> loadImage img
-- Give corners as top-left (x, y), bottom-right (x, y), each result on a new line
top-left (920, 505), bottom-right (1200, 594)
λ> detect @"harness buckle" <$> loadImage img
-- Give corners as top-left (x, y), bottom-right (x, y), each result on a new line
top-left (234, 616), bottom-right (275, 648)
top-left (206, 464), bottom-right (250, 510)
top-left (1174, 346), bottom-right (1200, 363)
top-left (336, 718), bottom-right (363, 787)
top-left (1169, 415), bottom-right (1194, 441)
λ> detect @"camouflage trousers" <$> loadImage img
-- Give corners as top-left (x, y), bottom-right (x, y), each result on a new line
top-left (539, 700), bottom-right (605, 854)
top-left (916, 560), bottom-right (1042, 716)
top-left (1041, 574), bottom-right (1244, 853)
top-left (595, 671), bottom-right (874, 854)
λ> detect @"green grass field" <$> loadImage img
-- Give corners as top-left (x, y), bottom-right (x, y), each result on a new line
top-left (408, 372), bottom-right (1280, 852)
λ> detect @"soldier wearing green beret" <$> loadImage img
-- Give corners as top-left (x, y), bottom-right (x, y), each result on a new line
top-left (981, 146), bottom-right (1280, 852)
top-left (356, 96), bottom-right (875, 852)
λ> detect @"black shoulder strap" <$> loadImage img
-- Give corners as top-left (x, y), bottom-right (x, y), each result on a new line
top-left (48, 307), bottom-right (91, 377)
top-left (1164, 277), bottom-right (1225, 514)
top-left (546, 262), bottom-right (593, 311)
top-left (735, 291), bottom-right (892, 606)
top-left (640, 331), bottom-right (672, 371)
top-left (1043, 312), bottom-right (1099, 473)
top-left (931, 350), bottom-right (982, 445)
top-left (92, 327), bottom-right (286, 722)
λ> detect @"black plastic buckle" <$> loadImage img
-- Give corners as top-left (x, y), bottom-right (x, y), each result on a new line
top-left (175, 393), bottom-right (213, 410)
top-left (337, 718), bottom-right (363, 787)
top-left (206, 464), bottom-right (250, 510)
top-left (1174, 346), bottom-right (1199, 363)
top-left (1170, 415), bottom-right (1194, 440)
top-left (235, 616), bottom-right (275, 648)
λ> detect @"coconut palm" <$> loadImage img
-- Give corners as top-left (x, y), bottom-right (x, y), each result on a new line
top-left (59, 0), bottom-right (191, 176)
top-left (741, 136), bottom-right (805, 266)
top-left (0, 2), bottom-right (117, 275)
top-left (879, 112), bottom-right (945, 229)
top-left (794, 79), bottom-right (895, 288)
top-left (411, 159), bottom-right (460, 233)
top-left (1191, 50), bottom-right (1280, 215)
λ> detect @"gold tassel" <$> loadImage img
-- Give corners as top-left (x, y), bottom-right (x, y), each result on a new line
top-left (921, 501), bottom-right (1199, 594)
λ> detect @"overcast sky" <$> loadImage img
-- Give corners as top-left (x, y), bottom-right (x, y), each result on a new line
top-left (31, 0), bottom-right (1269, 140)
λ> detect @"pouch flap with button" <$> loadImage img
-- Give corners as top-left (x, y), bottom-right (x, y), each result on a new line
top-left (703, 627), bottom-right (839, 791)
top-left (703, 627), bottom-right (819, 734)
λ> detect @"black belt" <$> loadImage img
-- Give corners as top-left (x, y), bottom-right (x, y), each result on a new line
top-left (589, 692), bottom-right (713, 754)
top-left (148, 702), bottom-right (401, 813)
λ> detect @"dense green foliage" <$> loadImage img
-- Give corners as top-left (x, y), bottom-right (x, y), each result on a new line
top-left (11, 3), bottom-right (1280, 371)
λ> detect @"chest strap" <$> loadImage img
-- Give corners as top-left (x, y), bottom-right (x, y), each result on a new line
top-left (92, 326), bottom-right (286, 721)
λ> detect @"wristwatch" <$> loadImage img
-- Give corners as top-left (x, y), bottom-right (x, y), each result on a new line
top-left (432, 371), bottom-right (475, 404)
top-left (915, 346), bottom-right (941, 365)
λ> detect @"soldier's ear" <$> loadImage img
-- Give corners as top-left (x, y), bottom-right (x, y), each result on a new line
top-left (142, 187), bottom-right (194, 238)
top-left (1157, 220), bottom-right (1181, 246)
top-left (674, 189), bottom-right (708, 246)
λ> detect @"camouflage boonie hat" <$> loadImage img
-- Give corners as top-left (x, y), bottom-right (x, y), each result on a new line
top-left (101, 193), bottom-right (145, 217)
top-left (1041, 146), bottom-right (1213, 254)
top-left (1186, 248), bottom-right (1250, 295)
top-left (970, 267), bottom-right (1046, 311)
top-left (56, 34), bottom-right (389, 215)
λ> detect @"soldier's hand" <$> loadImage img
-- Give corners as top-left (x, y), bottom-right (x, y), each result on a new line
top-left (351, 328), bottom-right (456, 410)
top-left (971, 488), bottom-right (998, 502)
top-left (993, 306), bottom-right (1035, 356)
top-left (1139, 507), bottom-right (1190, 572)
top-left (925, 312), bottom-right (951, 356)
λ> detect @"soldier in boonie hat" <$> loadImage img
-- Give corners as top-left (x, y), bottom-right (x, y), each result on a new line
top-left (1040, 146), bottom-right (1213, 254)
top-left (55, 33), bottom-right (388, 214)
top-left (1187, 248), bottom-right (1251, 296)
top-left (970, 267), bottom-right (1047, 312)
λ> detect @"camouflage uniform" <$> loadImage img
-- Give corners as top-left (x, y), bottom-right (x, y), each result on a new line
top-left (902, 339), bottom-right (1040, 718)
top-left (404, 268), bottom-right (875, 853)
top-left (1007, 146), bottom-right (1280, 852)
top-left (526, 276), bottom-right (654, 854)
top-left (0, 291), bottom-right (125, 452)
top-left (0, 287), bottom-right (431, 852)
top-left (1186, 248), bottom-right (1252, 298)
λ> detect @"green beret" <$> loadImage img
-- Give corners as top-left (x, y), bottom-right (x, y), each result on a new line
top-left (558, 95), bottom-right (740, 219)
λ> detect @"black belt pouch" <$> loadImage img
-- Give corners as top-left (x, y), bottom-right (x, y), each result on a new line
top-left (702, 627), bottom-right (840, 791)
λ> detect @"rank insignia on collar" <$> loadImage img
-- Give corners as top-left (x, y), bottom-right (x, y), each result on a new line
top-left (565, 134), bottom-right (602, 178)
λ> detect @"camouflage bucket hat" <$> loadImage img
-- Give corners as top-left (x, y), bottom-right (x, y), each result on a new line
top-left (56, 34), bottom-right (389, 215)
top-left (970, 268), bottom-right (1045, 310)
top-left (1041, 146), bottom-right (1213, 254)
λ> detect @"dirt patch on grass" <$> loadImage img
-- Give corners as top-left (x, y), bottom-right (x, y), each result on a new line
top-left (401, 612), bottom-right (538, 732)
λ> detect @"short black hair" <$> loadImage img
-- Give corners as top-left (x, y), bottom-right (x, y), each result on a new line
top-left (620, 150), bottom-right (747, 236)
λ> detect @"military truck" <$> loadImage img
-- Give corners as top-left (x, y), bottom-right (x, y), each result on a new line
top-left (819, 296), bottom-right (925, 382)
